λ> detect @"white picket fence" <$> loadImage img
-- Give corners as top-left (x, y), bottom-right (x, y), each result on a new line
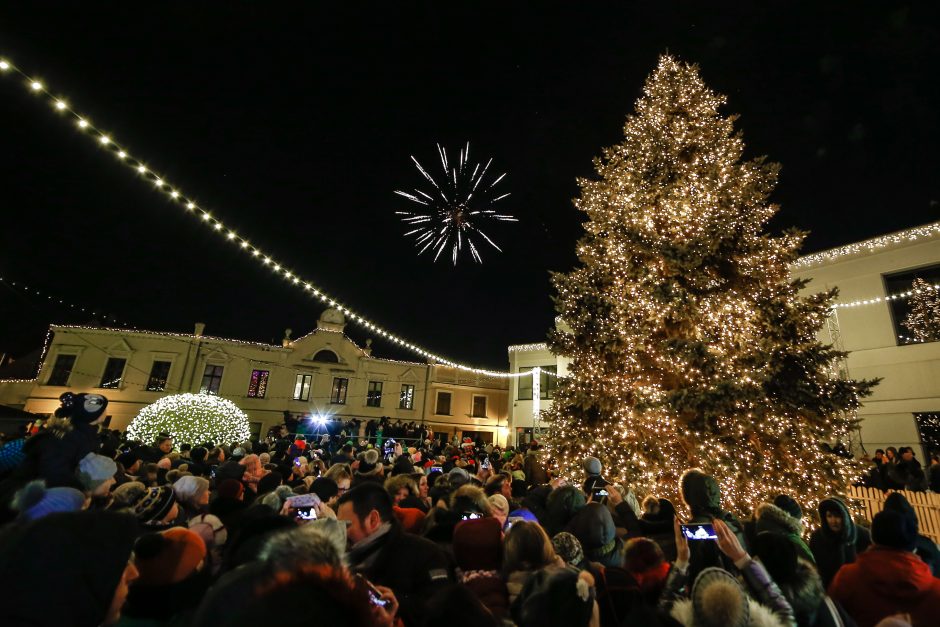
top-left (848, 486), bottom-right (940, 545)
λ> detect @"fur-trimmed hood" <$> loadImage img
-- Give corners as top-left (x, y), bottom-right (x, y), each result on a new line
top-left (756, 502), bottom-right (802, 536)
top-left (775, 559), bottom-right (826, 626)
top-left (670, 597), bottom-right (786, 627)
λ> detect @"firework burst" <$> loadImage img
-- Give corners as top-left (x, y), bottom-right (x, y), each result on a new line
top-left (395, 143), bottom-right (517, 264)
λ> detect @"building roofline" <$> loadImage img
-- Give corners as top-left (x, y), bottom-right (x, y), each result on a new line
top-left (508, 342), bottom-right (549, 353)
top-left (792, 220), bottom-right (940, 270)
top-left (51, 324), bottom-right (290, 351)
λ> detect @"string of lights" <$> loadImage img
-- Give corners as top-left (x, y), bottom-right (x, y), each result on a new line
top-left (0, 55), bottom-right (527, 379)
top-left (830, 281), bottom-right (940, 310)
top-left (792, 221), bottom-right (940, 270)
top-left (0, 275), bottom-right (133, 327)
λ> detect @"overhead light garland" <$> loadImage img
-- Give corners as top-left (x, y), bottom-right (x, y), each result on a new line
top-left (0, 55), bottom-right (527, 379)
top-left (0, 275), bottom-right (133, 327)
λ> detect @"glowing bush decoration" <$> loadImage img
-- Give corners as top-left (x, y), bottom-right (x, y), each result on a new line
top-left (127, 393), bottom-right (251, 446)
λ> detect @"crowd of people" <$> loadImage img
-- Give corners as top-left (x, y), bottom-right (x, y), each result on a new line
top-left (858, 447), bottom-right (940, 493)
top-left (0, 391), bottom-right (938, 627)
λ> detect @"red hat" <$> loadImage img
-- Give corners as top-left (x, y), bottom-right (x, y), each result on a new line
top-left (453, 517), bottom-right (503, 572)
top-left (134, 527), bottom-right (206, 586)
top-left (393, 506), bottom-right (426, 534)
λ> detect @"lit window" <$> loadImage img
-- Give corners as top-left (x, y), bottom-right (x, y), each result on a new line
top-left (146, 361), bottom-right (172, 391)
top-left (247, 369), bottom-right (270, 398)
top-left (399, 384), bottom-right (415, 410)
top-left (331, 377), bottom-right (348, 404)
top-left (293, 374), bottom-right (312, 401)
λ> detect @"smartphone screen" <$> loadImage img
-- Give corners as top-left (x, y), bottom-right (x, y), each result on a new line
top-left (461, 512), bottom-right (483, 521)
top-left (681, 523), bottom-right (718, 540)
top-left (295, 506), bottom-right (317, 521)
top-left (368, 588), bottom-right (390, 608)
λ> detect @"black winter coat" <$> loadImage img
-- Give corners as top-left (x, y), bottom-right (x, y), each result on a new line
top-left (347, 522), bottom-right (454, 626)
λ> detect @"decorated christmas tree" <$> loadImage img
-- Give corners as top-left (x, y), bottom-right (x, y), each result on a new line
top-left (126, 393), bottom-right (252, 446)
top-left (544, 56), bottom-right (877, 514)
top-left (902, 277), bottom-right (940, 343)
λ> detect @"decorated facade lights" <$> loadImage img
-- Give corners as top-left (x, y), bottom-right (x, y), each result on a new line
top-left (0, 54), bottom-right (529, 379)
top-left (792, 221), bottom-right (940, 270)
top-left (0, 276), bottom-right (132, 327)
top-left (830, 282), bottom-right (940, 310)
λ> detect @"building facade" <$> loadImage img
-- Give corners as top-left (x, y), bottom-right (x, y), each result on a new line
top-left (0, 309), bottom-right (510, 445)
top-left (506, 222), bottom-right (940, 458)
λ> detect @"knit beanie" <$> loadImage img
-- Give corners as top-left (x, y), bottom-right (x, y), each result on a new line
top-left (133, 486), bottom-right (176, 525)
top-left (772, 494), bottom-right (803, 521)
top-left (189, 513), bottom-right (228, 548)
top-left (871, 509), bottom-right (918, 552)
top-left (393, 506), bottom-right (427, 534)
top-left (172, 475), bottom-right (210, 505)
top-left (156, 457), bottom-right (172, 470)
top-left (453, 517), bottom-right (504, 572)
top-left (12, 480), bottom-right (86, 521)
top-left (257, 471), bottom-right (283, 495)
top-left (134, 528), bottom-right (207, 586)
top-left (357, 449), bottom-right (382, 475)
top-left (448, 466), bottom-right (470, 488)
top-left (552, 531), bottom-right (585, 567)
top-left (77, 452), bottom-right (118, 492)
top-left (217, 478), bottom-right (244, 500)
top-left (55, 391), bottom-right (108, 424)
top-left (882, 492), bottom-right (920, 534)
top-left (582, 456), bottom-right (602, 476)
top-left (488, 494), bottom-right (510, 518)
top-left (260, 485), bottom-right (295, 512)
top-left (0, 438), bottom-right (26, 473)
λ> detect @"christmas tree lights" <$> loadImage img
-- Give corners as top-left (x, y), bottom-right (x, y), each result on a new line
top-left (126, 393), bottom-right (251, 446)
top-left (902, 277), bottom-right (940, 343)
top-left (543, 56), bottom-right (877, 516)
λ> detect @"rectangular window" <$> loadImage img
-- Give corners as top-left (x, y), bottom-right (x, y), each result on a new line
top-left (200, 364), bottom-right (224, 395)
top-left (399, 384), bottom-right (415, 410)
top-left (331, 377), bottom-right (348, 404)
top-left (293, 374), bottom-right (312, 401)
top-left (247, 369), bottom-right (270, 398)
top-left (47, 354), bottom-right (76, 387)
top-left (472, 395), bottom-right (487, 418)
top-left (436, 391), bottom-right (452, 415)
top-left (517, 366), bottom-right (558, 400)
top-left (98, 357), bottom-right (126, 389)
top-left (366, 380), bottom-right (383, 407)
top-left (146, 360), bottom-right (172, 391)
top-left (884, 264), bottom-right (940, 345)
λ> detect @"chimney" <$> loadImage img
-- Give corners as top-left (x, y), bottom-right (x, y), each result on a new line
top-left (282, 328), bottom-right (293, 347)
top-left (194, 322), bottom-right (206, 337)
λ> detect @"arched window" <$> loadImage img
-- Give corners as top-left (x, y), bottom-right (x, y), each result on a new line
top-left (313, 349), bottom-right (339, 363)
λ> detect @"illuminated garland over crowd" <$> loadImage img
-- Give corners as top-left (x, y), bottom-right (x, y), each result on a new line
top-left (126, 393), bottom-right (251, 446)
top-left (0, 55), bottom-right (525, 379)
top-left (543, 55), bottom-right (877, 516)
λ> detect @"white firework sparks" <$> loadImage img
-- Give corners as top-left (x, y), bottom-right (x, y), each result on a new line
top-left (395, 142), bottom-right (517, 264)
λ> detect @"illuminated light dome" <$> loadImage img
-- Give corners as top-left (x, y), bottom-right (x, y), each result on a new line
top-left (126, 393), bottom-right (251, 446)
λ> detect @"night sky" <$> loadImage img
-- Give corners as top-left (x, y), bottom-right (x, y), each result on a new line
top-left (1, 3), bottom-right (938, 370)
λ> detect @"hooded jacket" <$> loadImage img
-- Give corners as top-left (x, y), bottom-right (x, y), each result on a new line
top-left (680, 470), bottom-right (748, 580)
top-left (828, 546), bottom-right (940, 627)
top-left (809, 498), bottom-right (871, 588)
top-left (565, 502), bottom-right (624, 568)
top-left (0, 510), bottom-right (138, 627)
top-left (755, 502), bottom-right (814, 564)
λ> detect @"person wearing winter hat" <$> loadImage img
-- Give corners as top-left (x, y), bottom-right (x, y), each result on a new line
top-left (809, 496), bottom-right (871, 588)
top-left (753, 498), bottom-right (814, 564)
top-left (259, 484), bottom-right (295, 513)
top-left (120, 528), bottom-right (209, 625)
top-left (173, 475), bottom-right (210, 520)
top-left (0, 510), bottom-right (139, 626)
top-left (12, 479), bottom-right (86, 521)
top-left (256, 470), bottom-right (283, 496)
top-left (133, 485), bottom-right (179, 529)
top-left (352, 448), bottom-right (384, 486)
top-left (679, 469), bottom-right (749, 581)
top-left (77, 451), bottom-right (117, 497)
top-left (488, 493), bottom-right (510, 529)
top-left (512, 566), bottom-right (599, 627)
top-left (752, 531), bottom-right (853, 627)
top-left (453, 517), bottom-right (511, 620)
top-left (623, 537), bottom-right (671, 604)
top-left (565, 502), bottom-right (624, 568)
top-left (829, 509), bottom-right (940, 627)
top-left (881, 491), bottom-right (940, 576)
top-left (258, 522), bottom-right (344, 568)
top-left (661, 518), bottom-right (795, 627)
top-left (552, 531), bottom-right (586, 569)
